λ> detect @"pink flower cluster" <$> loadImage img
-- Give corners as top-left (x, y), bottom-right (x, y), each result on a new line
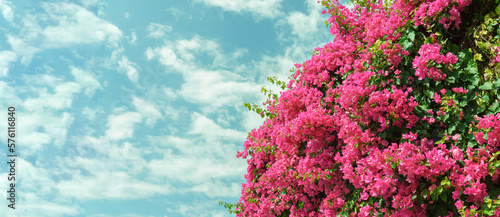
top-left (413, 0), bottom-right (472, 29)
top-left (235, 0), bottom-right (499, 216)
top-left (452, 87), bottom-right (469, 94)
top-left (412, 39), bottom-right (458, 81)
top-left (495, 47), bottom-right (500, 63)
top-left (476, 113), bottom-right (500, 153)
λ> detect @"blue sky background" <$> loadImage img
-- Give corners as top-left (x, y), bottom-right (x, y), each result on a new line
top-left (0, 0), bottom-right (348, 216)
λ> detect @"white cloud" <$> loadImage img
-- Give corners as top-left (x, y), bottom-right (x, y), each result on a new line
top-left (130, 30), bottom-right (137, 44)
top-left (286, 1), bottom-right (323, 39)
top-left (146, 36), bottom-right (261, 109)
top-left (176, 36), bottom-right (223, 65)
top-left (70, 66), bottom-right (102, 96)
top-left (23, 81), bottom-right (82, 111)
top-left (79, 0), bottom-right (100, 7)
top-left (57, 168), bottom-right (170, 200)
top-left (56, 153), bottom-right (170, 200)
top-left (0, 159), bottom-right (82, 216)
top-left (162, 87), bottom-right (177, 100)
top-left (131, 96), bottom-right (162, 126)
top-left (167, 203), bottom-right (228, 217)
top-left (3, 2), bottom-right (121, 65)
top-left (194, 0), bottom-right (283, 19)
top-left (40, 2), bottom-right (122, 48)
top-left (0, 81), bottom-right (21, 105)
top-left (23, 73), bottom-right (61, 86)
top-left (146, 36), bottom-right (224, 71)
top-left (105, 111), bottom-right (142, 140)
top-left (180, 69), bottom-right (258, 108)
top-left (16, 158), bottom-right (56, 195)
top-left (54, 136), bottom-right (171, 200)
top-left (148, 153), bottom-right (245, 197)
top-left (82, 106), bottom-right (103, 120)
top-left (189, 112), bottom-right (246, 141)
top-left (0, 50), bottom-right (17, 77)
top-left (166, 7), bottom-right (184, 21)
top-left (117, 56), bottom-right (139, 82)
top-left (241, 110), bottom-right (264, 131)
top-left (89, 215), bottom-right (157, 217)
top-left (287, 11), bottom-right (317, 39)
top-left (145, 112), bottom-right (247, 198)
top-left (146, 45), bottom-right (179, 68)
top-left (0, 0), bottom-right (14, 23)
top-left (18, 111), bottom-right (73, 154)
top-left (189, 181), bottom-right (241, 197)
top-left (147, 134), bottom-right (246, 197)
top-left (146, 23), bottom-right (173, 39)
top-left (14, 193), bottom-right (82, 217)
top-left (13, 74), bottom-right (82, 155)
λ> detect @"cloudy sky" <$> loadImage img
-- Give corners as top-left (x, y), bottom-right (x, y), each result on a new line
top-left (0, 0), bottom-right (341, 216)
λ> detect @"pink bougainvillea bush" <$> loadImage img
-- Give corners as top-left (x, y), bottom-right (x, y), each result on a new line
top-left (222, 0), bottom-right (500, 216)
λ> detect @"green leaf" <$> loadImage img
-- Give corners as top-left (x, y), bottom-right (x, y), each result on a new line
top-left (408, 31), bottom-right (415, 41)
top-left (447, 122), bottom-right (457, 134)
top-left (484, 209), bottom-right (494, 216)
top-left (424, 89), bottom-right (434, 99)
top-left (490, 101), bottom-right (499, 112)
top-left (493, 78), bottom-right (500, 89)
top-left (483, 94), bottom-right (490, 103)
top-left (489, 163), bottom-right (498, 176)
top-left (437, 186), bottom-right (443, 195)
top-left (495, 161), bottom-right (500, 169)
top-left (466, 60), bottom-right (479, 75)
top-left (431, 193), bottom-right (438, 201)
top-left (401, 40), bottom-right (413, 50)
top-left (480, 82), bottom-right (493, 90)
top-left (446, 75), bottom-right (456, 84)
top-left (423, 189), bottom-right (429, 199)
top-left (424, 36), bottom-right (434, 44)
top-left (440, 192), bottom-right (447, 202)
top-left (418, 195), bottom-right (424, 204)
top-left (448, 43), bottom-right (459, 54)
top-left (460, 100), bottom-right (468, 107)
top-left (468, 74), bottom-right (480, 87)
top-left (474, 53), bottom-right (483, 61)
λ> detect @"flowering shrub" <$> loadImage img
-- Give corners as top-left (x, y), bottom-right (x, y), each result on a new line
top-left (226, 0), bottom-right (500, 216)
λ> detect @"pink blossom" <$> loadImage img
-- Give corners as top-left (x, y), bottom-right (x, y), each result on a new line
top-left (433, 92), bottom-right (442, 103)
top-left (440, 88), bottom-right (447, 95)
top-left (455, 200), bottom-right (463, 209)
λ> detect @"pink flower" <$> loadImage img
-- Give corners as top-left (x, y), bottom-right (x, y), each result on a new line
top-left (452, 87), bottom-right (468, 94)
top-left (452, 189), bottom-right (462, 200)
top-left (455, 200), bottom-right (463, 209)
top-left (402, 132), bottom-right (418, 141)
top-left (476, 132), bottom-right (486, 144)
top-left (428, 117), bottom-right (435, 124)
top-left (495, 47), bottom-right (500, 63)
top-left (452, 145), bottom-right (464, 161)
top-left (433, 92), bottom-right (442, 104)
top-left (440, 89), bottom-right (447, 95)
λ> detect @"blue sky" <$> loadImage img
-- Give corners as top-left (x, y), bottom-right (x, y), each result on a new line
top-left (0, 0), bottom-right (342, 216)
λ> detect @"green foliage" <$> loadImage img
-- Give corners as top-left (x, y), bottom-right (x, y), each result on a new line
top-left (218, 201), bottom-right (240, 215)
top-left (244, 76), bottom-right (288, 119)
